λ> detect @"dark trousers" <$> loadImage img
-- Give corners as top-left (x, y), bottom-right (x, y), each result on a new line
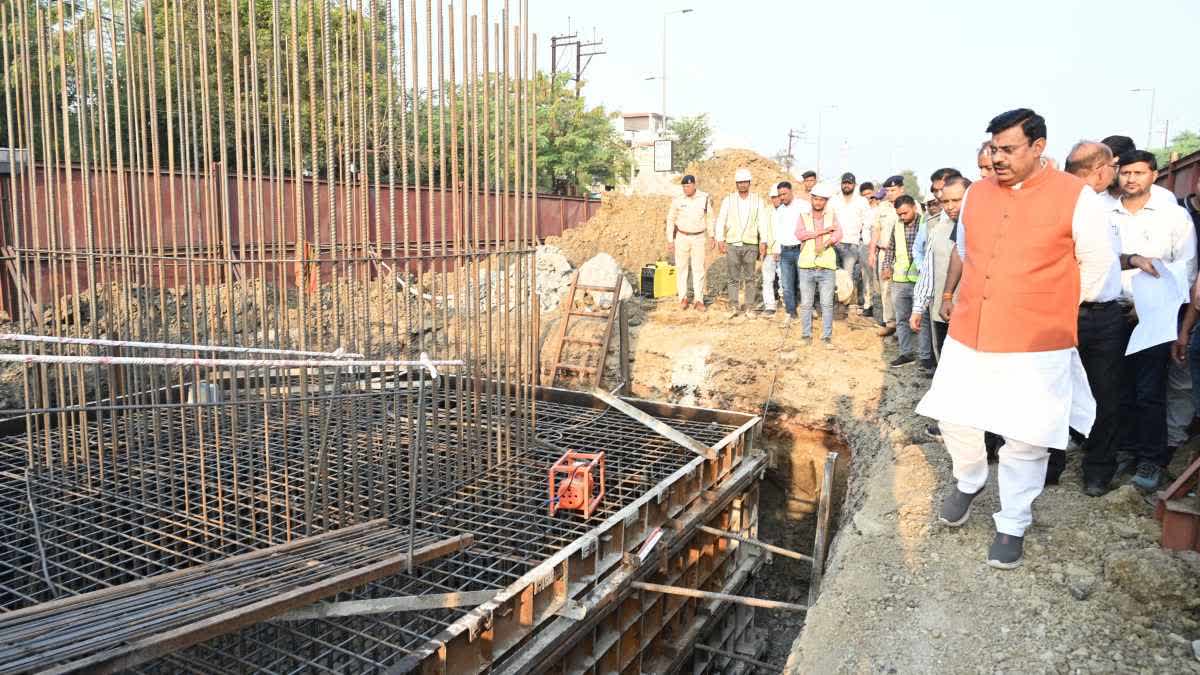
top-left (1049, 302), bottom-right (1126, 483)
top-left (1119, 332), bottom-right (1173, 468)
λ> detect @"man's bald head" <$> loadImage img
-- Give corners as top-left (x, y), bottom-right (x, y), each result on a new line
top-left (1065, 140), bottom-right (1114, 194)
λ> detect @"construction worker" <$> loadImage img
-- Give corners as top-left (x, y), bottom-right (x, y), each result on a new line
top-left (798, 170), bottom-right (817, 203)
top-left (859, 182), bottom-right (880, 318)
top-left (761, 183), bottom-right (784, 315)
top-left (868, 175), bottom-right (904, 336)
top-left (832, 172), bottom-right (871, 313)
top-left (880, 195), bottom-right (922, 367)
top-left (715, 168), bottom-right (773, 318)
top-left (796, 182), bottom-right (843, 346)
top-left (665, 174), bottom-right (713, 311)
top-left (918, 108), bottom-right (1117, 569)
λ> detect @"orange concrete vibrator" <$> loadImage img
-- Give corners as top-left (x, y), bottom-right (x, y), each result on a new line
top-left (548, 451), bottom-right (605, 519)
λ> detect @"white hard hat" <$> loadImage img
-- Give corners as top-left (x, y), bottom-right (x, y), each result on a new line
top-left (810, 182), bottom-right (836, 199)
top-left (734, 168), bottom-right (752, 183)
top-left (768, 184), bottom-right (780, 197)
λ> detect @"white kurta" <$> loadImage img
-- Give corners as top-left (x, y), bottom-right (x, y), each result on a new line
top-left (917, 336), bottom-right (1094, 449)
top-left (918, 178), bottom-right (1115, 450)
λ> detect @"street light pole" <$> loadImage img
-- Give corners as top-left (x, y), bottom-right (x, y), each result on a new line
top-left (661, 9), bottom-right (694, 127)
top-left (1131, 87), bottom-right (1156, 150)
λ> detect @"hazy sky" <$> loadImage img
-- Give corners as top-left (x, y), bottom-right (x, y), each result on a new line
top-left (528, 0), bottom-right (1200, 192)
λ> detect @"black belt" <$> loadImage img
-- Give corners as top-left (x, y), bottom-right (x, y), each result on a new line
top-left (1079, 299), bottom-right (1119, 310)
top-left (780, 244), bottom-right (801, 251)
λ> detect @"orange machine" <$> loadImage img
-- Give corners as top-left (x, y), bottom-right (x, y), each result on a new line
top-left (548, 451), bottom-right (605, 519)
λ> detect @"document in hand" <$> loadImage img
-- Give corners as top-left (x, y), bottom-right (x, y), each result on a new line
top-left (1126, 259), bottom-right (1190, 355)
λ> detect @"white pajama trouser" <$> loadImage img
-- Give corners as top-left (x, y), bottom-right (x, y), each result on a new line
top-left (939, 420), bottom-right (1049, 537)
top-left (674, 233), bottom-right (707, 303)
top-left (762, 253), bottom-right (777, 310)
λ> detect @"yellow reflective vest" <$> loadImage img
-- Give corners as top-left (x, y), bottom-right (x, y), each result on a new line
top-left (892, 216), bottom-right (921, 282)
top-left (798, 213), bottom-right (838, 270)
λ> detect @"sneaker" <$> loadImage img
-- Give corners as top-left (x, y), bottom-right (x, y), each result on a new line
top-left (926, 424), bottom-right (942, 439)
top-left (939, 485), bottom-right (984, 526)
top-left (987, 532), bottom-right (1024, 570)
top-left (1132, 462), bottom-right (1164, 493)
top-left (889, 354), bottom-right (916, 368)
top-left (861, 307), bottom-right (874, 318)
top-left (680, 298), bottom-right (690, 309)
top-left (694, 301), bottom-right (706, 312)
top-left (877, 322), bottom-right (896, 337)
top-left (762, 306), bottom-right (777, 316)
top-left (920, 357), bottom-right (936, 370)
top-left (1114, 451), bottom-right (1137, 478)
top-left (822, 337), bottom-right (835, 350)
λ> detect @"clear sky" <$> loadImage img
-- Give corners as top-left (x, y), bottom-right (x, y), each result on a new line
top-left (529, 0), bottom-right (1200, 192)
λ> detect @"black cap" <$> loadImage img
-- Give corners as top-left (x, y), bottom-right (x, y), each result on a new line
top-left (681, 174), bottom-right (696, 185)
top-left (882, 175), bottom-right (904, 188)
top-left (840, 172), bottom-right (856, 184)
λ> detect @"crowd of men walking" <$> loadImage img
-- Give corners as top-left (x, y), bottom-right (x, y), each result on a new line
top-left (664, 108), bottom-right (1200, 569)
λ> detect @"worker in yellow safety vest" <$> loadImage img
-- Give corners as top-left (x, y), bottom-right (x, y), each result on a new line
top-left (795, 182), bottom-right (843, 346)
top-left (879, 194), bottom-right (923, 367)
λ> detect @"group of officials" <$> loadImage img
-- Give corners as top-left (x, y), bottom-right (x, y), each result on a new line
top-left (664, 108), bottom-right (1200, 569)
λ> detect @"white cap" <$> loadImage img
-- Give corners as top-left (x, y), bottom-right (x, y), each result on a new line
top-left (810, 182), bottom-right (836, 199)
top-left (768, 184), bottom-right (780, 197)
top-left (734, 168), bottom-right (752, 183)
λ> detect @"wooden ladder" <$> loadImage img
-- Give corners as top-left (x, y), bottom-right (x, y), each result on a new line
top-left (547, 271), bottom-right (624, 389)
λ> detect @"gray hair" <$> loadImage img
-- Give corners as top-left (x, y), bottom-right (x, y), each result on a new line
top-left (1064, 140), bottom-right (1113, 177)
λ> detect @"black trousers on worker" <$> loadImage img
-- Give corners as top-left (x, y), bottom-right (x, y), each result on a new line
top-left (1048, 301), bottom-right (1126, 484)
top-left (1118, 330), bottom-right (1173, 468)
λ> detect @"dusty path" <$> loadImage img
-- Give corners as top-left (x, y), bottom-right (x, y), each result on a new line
top-left (599, 297), bottom-right (1200, 674)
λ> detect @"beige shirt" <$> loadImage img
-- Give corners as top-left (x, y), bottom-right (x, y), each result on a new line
top-left (665, 190), bottom-right (713, 241)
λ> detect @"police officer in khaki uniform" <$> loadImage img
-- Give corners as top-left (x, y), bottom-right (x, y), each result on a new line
top-left (666, 174), bottom-right (713, 311)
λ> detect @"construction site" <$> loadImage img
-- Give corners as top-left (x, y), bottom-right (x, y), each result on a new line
top-left (5, 0), bottom-right (1200, 673)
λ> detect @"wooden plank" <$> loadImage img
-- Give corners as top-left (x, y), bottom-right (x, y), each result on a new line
top-left (591, 388), bottom-right (717, 461)
top-left (561, 337), bottom-right (603, 346)
top-left (630, 581), bottom-right (807, 613)
top-left (271, 590), bottom-right (498, 621)
top-left (618, 300), bottom-right (631, 395)
top-left (592, 275), bottom-right (623, 388)
top-left (547, 271), bottom-right (580, 387)
top-left (44, 534), bottom-right (474, 675)
top-left (809, 451), bottom-right (838, 605)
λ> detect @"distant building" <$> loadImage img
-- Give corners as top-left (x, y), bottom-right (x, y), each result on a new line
top-left (614, 113), bottom-right (677, 194)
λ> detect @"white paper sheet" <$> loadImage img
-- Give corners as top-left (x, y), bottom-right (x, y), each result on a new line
top-left (1126, 259), bottom-right (1190, 355)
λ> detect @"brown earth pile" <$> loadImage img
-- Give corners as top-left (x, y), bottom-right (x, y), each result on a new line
top-left (545, 149), bottom-right (792, 294)
top-left (685, 147), bottom-right (796, 200)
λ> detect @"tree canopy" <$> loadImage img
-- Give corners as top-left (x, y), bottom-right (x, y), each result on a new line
top-left (668, 113), bottom-right (710, 172)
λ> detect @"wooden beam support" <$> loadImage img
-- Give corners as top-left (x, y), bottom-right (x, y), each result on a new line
top-left (697, 525), bottom-right (813, 563)
top-left (591, 388), bottom-right (717, 461)
top-left (271, 590), bottom-right (498, 621)
top-left (630, 581), bottom-right (808, 613)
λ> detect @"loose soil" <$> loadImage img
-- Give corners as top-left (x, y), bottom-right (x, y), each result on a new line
top-left (569, 291), bottom-right (1200, 674)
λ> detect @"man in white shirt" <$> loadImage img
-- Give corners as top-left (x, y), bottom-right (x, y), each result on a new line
top-left (772, 181), bottom-right (813, 324)
top-left (1057, 140), bottom-right (1145, 495)
top-left (832, 172), bottom-right (870, 312)
top-left (1112, 149), bottom-right (1197, 493)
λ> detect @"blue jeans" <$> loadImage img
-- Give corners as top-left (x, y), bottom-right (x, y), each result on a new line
top-left (892, 282), bottom-right (915, 356)
top-left (798, 267), bottom-right (835, 339)
top-left (779, 247), bottom-right (801, 316)
top-left (835, 243), bottom-right (859, 304)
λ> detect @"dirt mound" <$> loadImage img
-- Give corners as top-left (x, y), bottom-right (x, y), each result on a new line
top-left (686, 148), bottom-right (795, 200)
top-left (544, 192), bottom-right (673, 273)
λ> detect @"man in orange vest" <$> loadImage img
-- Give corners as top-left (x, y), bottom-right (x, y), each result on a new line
top-left (916, 109), bottom-right (1118, 569)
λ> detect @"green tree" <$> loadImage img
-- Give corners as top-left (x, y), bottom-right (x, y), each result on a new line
top-left (900, 169), bottom-right (922, 201)
top-left (534, 72), bottom-right (630, 193)
top-left (1154, 130), bottom-right (1200, 166)
top-left (668, 113), bottom-right (710, 171)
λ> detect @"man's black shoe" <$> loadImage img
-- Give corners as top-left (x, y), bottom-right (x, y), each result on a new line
top-left (890, 354), bottom-right (916, 368)
top-left (919, 357), bottom-right (936, 370)
top-left (939, 485), bottom-right (984, 527)
top-left (987, 532), bottom-right (1024, 569)
top-left (1083, 479), bottom-right (1113, 497)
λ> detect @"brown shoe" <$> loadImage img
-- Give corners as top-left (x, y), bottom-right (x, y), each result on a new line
top-left (877, 322), bottom-right (896, 337)
top-left (694, 301), bottom-right (706, 312)
top-left (680, 298), bottom-right (690, 309)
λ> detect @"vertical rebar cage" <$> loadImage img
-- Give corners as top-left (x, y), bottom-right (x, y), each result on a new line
top-left (0, 0), bottom-right (540, 615)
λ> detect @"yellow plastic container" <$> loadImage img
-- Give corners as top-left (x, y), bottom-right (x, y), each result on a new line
top-left (640, 261), bottom-right (677, 299)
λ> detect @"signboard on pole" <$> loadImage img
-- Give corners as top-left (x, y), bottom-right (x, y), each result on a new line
top-left (653, 139), bottom-right (673, 173)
